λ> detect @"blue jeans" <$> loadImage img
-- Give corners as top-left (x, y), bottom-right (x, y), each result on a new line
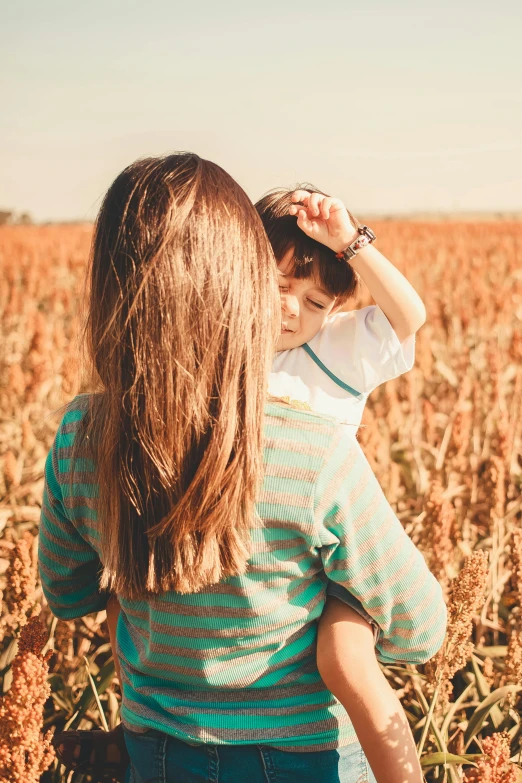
top-left (123, 726), bottom-right (377, 783)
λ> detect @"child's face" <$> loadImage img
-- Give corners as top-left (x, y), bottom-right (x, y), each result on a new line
top-left (276, 249), bottom-right (340, 352)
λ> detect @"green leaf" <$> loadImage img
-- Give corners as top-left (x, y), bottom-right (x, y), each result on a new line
top-left (48, 673), bottom-right (65, 691)
top-left (464, 685), bottom-right (522, 747)
top-left (471, 655), bottom-right (502, 728)
top-left (471, 655), bottom-right (490, 699)
top-left (2, 667), bottom-right (13, 693)
top-left (421, 752), bottom-right (482, 769)
top-left (71, 658), bottom-right (115, 726)
top-left (107, 689), bottom-right (121, 731)
top-left (93, 643), bottom-right (113, 657)
top-left (51, 691), bottom-right (74, 713)
top-left (475, 646), bottom-right (507, 658)
top-left (383, 664), bottom-right (426, 677)
top-left (43, 709), bottom-right (67, 729)
top-left (0, 638), bottom-right (18, 673)
top-left (83, 655), bottom-right (109, 731)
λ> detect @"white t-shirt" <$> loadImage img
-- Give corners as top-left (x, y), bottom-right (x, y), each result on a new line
top-left (269, 305), bottom-right (415, 429)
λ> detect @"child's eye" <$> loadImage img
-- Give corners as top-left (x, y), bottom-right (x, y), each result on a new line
top-left (308, 299), bottom-right (326, 310)
top-left (278, 286), bottom-right (289, 294)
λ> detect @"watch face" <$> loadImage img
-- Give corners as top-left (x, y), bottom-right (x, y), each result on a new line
top-left (355, 236), bottom-right (370, 249)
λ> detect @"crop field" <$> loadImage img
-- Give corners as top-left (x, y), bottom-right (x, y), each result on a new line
top-left (0, 221), bottom-right (521, 782)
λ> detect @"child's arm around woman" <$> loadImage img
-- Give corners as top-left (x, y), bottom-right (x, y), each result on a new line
top-left (318, 600), bottom-right (425, 783)
top-left (315, 427), bottom-right (445, 783)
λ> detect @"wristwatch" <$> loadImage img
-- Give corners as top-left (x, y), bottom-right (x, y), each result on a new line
top-left (335, 225), bottom-right (376, 262)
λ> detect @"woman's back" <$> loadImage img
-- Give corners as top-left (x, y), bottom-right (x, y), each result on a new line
top-left (40, 394), bottom-right (446, 751)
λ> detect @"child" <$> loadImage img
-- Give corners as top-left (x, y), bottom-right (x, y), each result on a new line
top-left (260, 186), bottom-right (424, 426)
top-left (55, 187), bottom-right (428, 783)
top-left (258, 186), bottom-right (426, 783)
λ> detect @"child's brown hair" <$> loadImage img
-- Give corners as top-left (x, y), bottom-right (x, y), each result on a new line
top-left (255, 185), bottom-right (359, 306)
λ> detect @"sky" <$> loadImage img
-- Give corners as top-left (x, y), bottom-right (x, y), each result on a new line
top-left (1, 0), bottom-right (521, 221)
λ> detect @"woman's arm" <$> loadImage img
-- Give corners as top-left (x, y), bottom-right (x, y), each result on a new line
top-left (38, 440), bottom-right (108, 620)
top-left (289, 190), bottom-right (426, 341)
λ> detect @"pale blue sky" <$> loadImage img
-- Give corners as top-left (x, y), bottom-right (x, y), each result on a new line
top-left (1, 0), bottom-right (521, 221)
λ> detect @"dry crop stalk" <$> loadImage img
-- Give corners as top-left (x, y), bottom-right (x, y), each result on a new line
top-left (2, 222), bottom-right (522, 781)
top-left (0, 616), bottom-right (55, 782)
top-left (419, 551), bottom-right (489, 756)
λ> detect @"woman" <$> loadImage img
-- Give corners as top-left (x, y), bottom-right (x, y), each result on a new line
top-left (39, 154), bottom-right (446, 783)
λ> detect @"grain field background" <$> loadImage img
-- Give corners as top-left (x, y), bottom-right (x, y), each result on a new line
top-left (0, 221), bottom-right (521, 782)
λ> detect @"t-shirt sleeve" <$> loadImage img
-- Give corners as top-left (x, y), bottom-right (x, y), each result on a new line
top-left (314, 427), bottom-right (446, 664)
top-left (38, 425), bottom-right (108, 620)
top-left (308, 305), bottom-right (415, 396)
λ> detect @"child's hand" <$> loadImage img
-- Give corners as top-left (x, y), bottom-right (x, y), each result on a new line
top-left (289, 190), bottom-right (359, 253)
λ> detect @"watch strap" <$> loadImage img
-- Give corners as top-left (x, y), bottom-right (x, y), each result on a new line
top-left (335, 225), bottom-right (376, 262)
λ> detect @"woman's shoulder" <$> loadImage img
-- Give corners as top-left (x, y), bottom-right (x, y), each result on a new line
top-left (265, 398), bottom-right (340, 428)
top-left (66, 392), bottom-right (92, 411)
top-left (52, 394), bottom-right (93, 447)
top-left (264, 399), bottom-right (358, 457)
top-left (60, 393), bottom-right (91, 423)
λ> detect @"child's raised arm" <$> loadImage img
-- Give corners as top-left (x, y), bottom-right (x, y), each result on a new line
top-left (289, 190), bottom-right (426, 342)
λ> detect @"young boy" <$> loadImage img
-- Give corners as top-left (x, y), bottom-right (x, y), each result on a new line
top-left (257, 186), bottom-right (427, 783)
top-left (55, 188), bottom-right (428, 783)
top-left (259, 187), bottom-right (424, 424)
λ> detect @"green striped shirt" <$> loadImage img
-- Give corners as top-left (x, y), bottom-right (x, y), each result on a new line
top-left (39, 396), bottom-right (446, 750)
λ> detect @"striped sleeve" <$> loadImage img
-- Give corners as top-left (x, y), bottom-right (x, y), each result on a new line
top-left (38, 434), bottom-right (108, 620)
top-left (315, 428), bottom-right (447, 664)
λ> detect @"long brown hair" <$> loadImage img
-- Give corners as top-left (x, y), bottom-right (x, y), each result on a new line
top-left (80, 154), bottom-right (279, 598)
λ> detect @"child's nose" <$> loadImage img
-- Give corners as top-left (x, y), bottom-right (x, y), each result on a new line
top-left (282, 294), bottom-right (299, 319)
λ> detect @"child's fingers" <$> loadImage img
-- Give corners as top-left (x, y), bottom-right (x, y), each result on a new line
top-left (307, 192), bottom-right (323, 217)
top-left (289, 198), bottom-right (320, 220)
top-left (319, 197), bottom-right (336, 220)
top-left (290, 190), bottom-right (312, 206)
top-left (296, 208), bottom-right (315, 234)
top-left (289, 204), bottom-right (314, 220)
top-left (291, 190), bottom-right (327, 217)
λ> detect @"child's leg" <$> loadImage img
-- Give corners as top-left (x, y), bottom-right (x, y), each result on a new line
top-left (317, 596), bottom-right (423, 783)
top-left (106, 593), bottom-right (122, 686)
